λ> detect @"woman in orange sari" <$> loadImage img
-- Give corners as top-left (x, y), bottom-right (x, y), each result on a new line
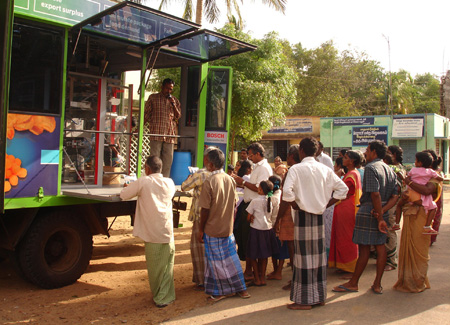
top-left (329, 150), bottom-right (362, 276)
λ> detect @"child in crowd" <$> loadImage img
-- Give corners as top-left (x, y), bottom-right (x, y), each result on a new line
top-left (334, 157), bottom-right (348, 179)
top-left (234, 160), bottom-right (253, 223)
top-left (227, 164), bottom-right (235, 175)
top-left (246, 180), bottom-right (279, 286)
top-left (266, 175), bottom-right (289, 280)
top-left (393, 151), bottom-right (443, 235)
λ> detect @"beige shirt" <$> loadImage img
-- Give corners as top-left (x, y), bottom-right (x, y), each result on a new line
top-left (199, 170), bottom-right (237, 238)
top-left (120, 173), bottom-right (176, 243)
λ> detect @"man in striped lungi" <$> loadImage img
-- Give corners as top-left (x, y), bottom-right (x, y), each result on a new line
top-left (283, 137), bottom-right (348, 310)
top-left (198, 148), bottom-right (251, 302)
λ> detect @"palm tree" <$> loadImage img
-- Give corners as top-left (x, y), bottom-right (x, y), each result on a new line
top-left (157, 0), bottom-right (287, 26)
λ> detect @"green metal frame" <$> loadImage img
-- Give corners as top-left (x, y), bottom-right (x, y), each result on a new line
top-left (0, 0), bottom-right (14, 212)
top-left (195, 65), bottom-right (233, 167)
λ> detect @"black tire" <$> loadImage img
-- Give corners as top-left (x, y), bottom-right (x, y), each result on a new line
top-left (16, 212), bottom-right (93, 289)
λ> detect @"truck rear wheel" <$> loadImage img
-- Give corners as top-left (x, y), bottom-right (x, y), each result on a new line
top-left (17, 213), bottom-right (93, 289)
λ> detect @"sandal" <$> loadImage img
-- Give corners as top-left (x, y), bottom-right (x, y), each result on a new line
top-left (371, 285), bottom-right (383, 294)
top-left (208, 295), bottom-right (228, 302)
top-left (238, 291), bottom-right (251, 299)
top-left (423, 227), bottom-right (438, 235)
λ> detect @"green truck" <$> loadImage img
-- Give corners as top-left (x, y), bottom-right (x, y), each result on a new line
top-left (0, 0), bottom-right (255, 289)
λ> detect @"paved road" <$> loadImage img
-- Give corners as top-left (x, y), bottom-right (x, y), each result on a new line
top-left (164, 194), bottom-right (450, 325)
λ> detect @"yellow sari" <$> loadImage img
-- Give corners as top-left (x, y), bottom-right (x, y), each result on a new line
top-left (394, 180), bottom-right (442, 292)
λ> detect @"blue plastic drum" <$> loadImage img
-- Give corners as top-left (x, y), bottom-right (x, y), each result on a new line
top-left (170, 151), bottom-right (192, 185)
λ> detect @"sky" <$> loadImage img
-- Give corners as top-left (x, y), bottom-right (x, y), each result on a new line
top-left (144, 0), bottom-right (450, 78)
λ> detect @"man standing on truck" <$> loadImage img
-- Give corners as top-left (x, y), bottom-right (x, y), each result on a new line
top-left (144, 78), bottom-right (181, 177)
top-left (120, 156), bottom-right (176, 308)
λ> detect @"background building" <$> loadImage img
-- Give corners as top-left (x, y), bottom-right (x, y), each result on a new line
top-left (320, 114), bottom-right (449, 175)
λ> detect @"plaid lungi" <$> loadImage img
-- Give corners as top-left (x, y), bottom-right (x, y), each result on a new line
top-left (353, 204), bottom-right (388, 245)
top-left (203, 233), bottom-right (247, 296)
top-left (290, 209), bottom-right (327, 305)
top-left (190, 218), bottom-right (205, 285)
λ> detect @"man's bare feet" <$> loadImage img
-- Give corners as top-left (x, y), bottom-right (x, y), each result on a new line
top-left (282, 280), bottom-right (291, 290)
top-left (287, 303), bottom-right (312, 310)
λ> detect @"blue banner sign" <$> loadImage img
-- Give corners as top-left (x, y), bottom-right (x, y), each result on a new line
top-left (334, 117), bottom-right (374, 126)
top-left (352, 126), bottom-right (388, 146)
top-left (267, 118), bottom-right (313, 134)
top-left (14, 0), bottom-right (115, 25)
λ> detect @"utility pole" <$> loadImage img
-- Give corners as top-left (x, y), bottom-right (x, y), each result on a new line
top-left (383, 34), bottom-right (393, 115)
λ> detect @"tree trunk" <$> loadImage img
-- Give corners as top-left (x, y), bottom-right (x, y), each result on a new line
top-left (195, 0), bottom-right (203, 25)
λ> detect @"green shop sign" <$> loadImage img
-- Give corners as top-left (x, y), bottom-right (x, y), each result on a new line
top-left (14, 0), bottom-right (115, 25)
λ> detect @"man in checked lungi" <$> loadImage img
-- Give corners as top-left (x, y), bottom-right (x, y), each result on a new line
top-left (181, 147), bottom-right (217, 291)
top-left (333, 140), bottom-right (398, 295)
top-left (198, 148), bottom-right (251, 302)
top-left (283, 137), bottom-right (348, 310)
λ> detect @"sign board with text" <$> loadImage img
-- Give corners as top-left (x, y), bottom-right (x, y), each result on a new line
top-left (267, 118), bottom-right (313, 134)
top-left (14, 0), bottom-right (115, 25)
top-left (392, 118), bottom-right (424, 138)
top-left (352, 126), bottom-right (388, 146)
top-left (334, 117), bottom-right (374, 126)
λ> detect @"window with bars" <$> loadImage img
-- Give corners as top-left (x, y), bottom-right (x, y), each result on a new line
top-left (399, 140), bottom-right (417, 164)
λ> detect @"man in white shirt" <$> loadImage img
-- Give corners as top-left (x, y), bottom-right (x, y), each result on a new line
top-left (316, 141), bottom-right (334, 170)
top-left (283, 137), bottom-right (348, 310)
top-left (232, 142), bottom-right (273, 279)
top-left (120, 156), bottom-right (176, 308)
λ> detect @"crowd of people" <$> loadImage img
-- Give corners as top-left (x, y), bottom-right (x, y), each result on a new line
top-left (120, 137), bottom-right (444, 309)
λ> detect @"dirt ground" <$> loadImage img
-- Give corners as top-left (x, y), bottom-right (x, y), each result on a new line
top-left (1, 192), bottom-right (449, 324)
top-left (0, 197), bottom-right (220, 324)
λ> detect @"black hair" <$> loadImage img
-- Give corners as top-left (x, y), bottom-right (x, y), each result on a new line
top-left (383, 153), bottom-right (394, 165)
top-left (162, 78), bottom-right (174, 86)
top-left (268, 175), bottom-right (282, 193)
top-left (247, 142), bottom-right (265, 157)
top-left (237, 159), bottom-right (252, 177)
top-left (368, 140), bottom-right (387, 159)
top-left (422, 149), bottom-right (442, 171)
top-left (300, 137), bottom-right (319, 157)
top-left (416, 151), bottom-right (433, 168)
top-left (146, 155), bottom-right (162, 173)
top-left (340, 149), bottom-right (347, 156)
top-left (227, 164), bottom-right (234, 171)
top-left (346, 150), bottom-right (362, 168)
top-left (259, 180), bottom-right (274, 212)
top-left (288, 144), bottom-right (300, 163)
top-left (335, 157), bottom-right (348, 174)
top-left (388, 145), bottom-right (403, 165)
top-left (241, 148), bottom-right (248, 153)
top-left (206, 148), bottom-right (225, 169)
top-left (318, 141), bottom-right (324, 149)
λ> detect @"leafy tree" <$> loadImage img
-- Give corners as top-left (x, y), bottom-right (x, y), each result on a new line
top-left (412, 73), bottom-right (440, 114)
top-left (389, 69), bottom-right (416, 115)
top-left (213, 24), bottom-right (297, 152)
top-left (291, 41), bottom-right (386, 117)
top-left (157, 0), bottom-right (286, 26)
